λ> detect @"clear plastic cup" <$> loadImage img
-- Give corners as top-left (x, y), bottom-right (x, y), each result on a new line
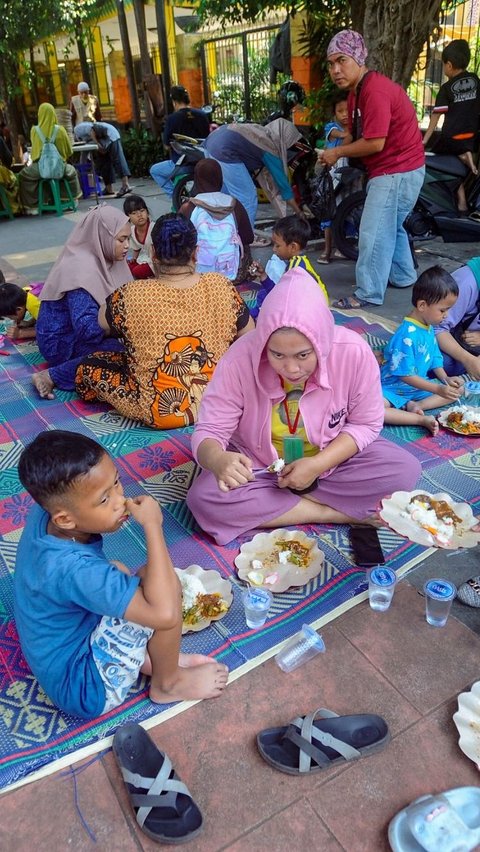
top-left (242, 588), bottom-right (273, 629)
top-left (424, 578), bottom-right (457, 627)
top-left (275, 624), bottom-right (326, 672)
top-left (463, 381), bottom-right (480, 408)
top-left (368, 567), bottom-right (396, 611)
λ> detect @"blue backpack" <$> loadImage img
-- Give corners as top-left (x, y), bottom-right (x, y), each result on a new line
top-left (35, 125), bottom-right (65, 180)
top-left (190, 199), bottom-right (242, 280)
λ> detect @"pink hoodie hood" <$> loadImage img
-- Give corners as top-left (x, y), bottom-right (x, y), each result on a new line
top-left (191, 267), bottom-right (384, 468)
top-left (254, 268), bottom-right (333, 394)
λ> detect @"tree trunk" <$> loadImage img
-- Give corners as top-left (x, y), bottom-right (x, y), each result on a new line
top-left (132, 0), bottom-right (154, 130)
top-left (75, 22), bottom-right (92, 87)
top-left (360, 0), bottom-right (443, 88)
top-left (0, 62), bottom-right (21, 161)
top-left (115, 0), bottom-right (141, 127)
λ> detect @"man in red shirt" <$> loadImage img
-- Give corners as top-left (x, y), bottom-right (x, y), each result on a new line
top-left (318, 30), bottom-right (425, 307)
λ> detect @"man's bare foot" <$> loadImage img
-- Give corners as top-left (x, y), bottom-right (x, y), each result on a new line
top-left (150, 660), bottom-right (229, 704)
top-left (32, 370), bottom-right (55, 399)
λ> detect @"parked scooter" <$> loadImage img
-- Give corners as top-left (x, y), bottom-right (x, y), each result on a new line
top-left (332, 153), bottom-right (480, 261)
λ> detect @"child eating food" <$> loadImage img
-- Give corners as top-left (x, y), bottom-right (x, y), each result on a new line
top-left (14, 430), bottom-right (228, 719)
top-left (381, 265), bottom-right (464, 433)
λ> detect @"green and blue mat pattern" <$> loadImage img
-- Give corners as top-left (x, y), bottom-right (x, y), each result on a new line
top-left (0, 312), bottom-right (479, 790)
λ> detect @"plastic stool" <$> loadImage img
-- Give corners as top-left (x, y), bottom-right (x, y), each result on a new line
top-left (38, 177), bottom-right (77, 216)
top-left (0, 185), bottom-right (14, 220)
top-left (75, 163), bottom-right (101, 199)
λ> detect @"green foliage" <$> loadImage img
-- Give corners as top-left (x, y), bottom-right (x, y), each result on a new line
top-left (0, 0), bottom-right (109, 96)
top-left (197, 0), bottom-right (344, 25)
top-left (208, 46), bottom-right (281, 122)
top-left (121, 127), bottom-right (164, 178)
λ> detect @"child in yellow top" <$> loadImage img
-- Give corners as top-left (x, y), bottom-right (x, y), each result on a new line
top-left (0, 282), bottom-right (42, 339)
top-left (250, 215), bottom-right (328, 319)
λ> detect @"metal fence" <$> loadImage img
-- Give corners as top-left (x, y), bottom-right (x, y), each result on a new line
top-left (200, 25), bottom-right (287, 122)
top-left (410, 0), bottom-right (480, 122)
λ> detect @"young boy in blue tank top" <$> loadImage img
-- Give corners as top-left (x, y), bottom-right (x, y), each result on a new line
top-left (14, 431), bottom-right (228, 719)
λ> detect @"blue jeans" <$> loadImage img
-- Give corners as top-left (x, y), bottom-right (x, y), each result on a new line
top-left (209, 158), bottom-right (257, 228)
top-left (150, 159), bottom-right (175, 196)
top-left (355, 166), bottom-right (425, 305)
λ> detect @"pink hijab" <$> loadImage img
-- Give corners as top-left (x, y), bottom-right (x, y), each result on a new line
top-left (40, 204), bottom-right (132, 304)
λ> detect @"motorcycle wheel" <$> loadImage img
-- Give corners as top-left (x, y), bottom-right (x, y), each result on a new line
top-left (172, 174), bottom-right (195, 212)
top-left (332, 190), bottom-right (366, 261)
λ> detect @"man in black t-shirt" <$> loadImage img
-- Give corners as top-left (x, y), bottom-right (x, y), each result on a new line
top-left (150, 86), bottom-right (210, 197)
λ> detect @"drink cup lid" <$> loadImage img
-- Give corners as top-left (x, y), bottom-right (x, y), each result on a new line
top-left (424, 578), bottom-right (456, 600)
top-left (245, 587), bottom-right (271, 604)
top-left (370, 567), bottom-right (396, 586)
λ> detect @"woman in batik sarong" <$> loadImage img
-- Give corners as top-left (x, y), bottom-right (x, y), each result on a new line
top-left (75, 213), bottom-right (254, 428)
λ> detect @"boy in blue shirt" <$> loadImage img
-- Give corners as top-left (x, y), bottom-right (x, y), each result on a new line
top-left (381, 266), bottom-right (464, 433)
top-left (318, 91), bottom-right (350, 264)
top-left (250, 215), bottom-right (328, 319)
top-left (14, 431), bottom-right (228, 719)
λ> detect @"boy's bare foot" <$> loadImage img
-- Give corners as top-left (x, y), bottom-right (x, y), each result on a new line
top-left (32, 369), bottom-right (55, 399)
top-left (405, 402), bottom-right (439, 435)
top-left (150, 660), bottom-right (229, 704)
top-left (179, 652), bottom-right (218, 667)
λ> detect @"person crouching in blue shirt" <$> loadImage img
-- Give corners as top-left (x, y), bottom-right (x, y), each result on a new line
top-left (14, 430), bottom-right (228, 719)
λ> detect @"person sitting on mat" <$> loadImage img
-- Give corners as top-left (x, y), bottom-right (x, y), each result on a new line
top-left (381, 265), bottom-right (464, 431)
top-left (31, 205), bottom-right (132, 400)
top-left (186, 267), bottom-right (421, 546)
top-left (123, 193), bottom-right (155, 279)
top-left (249, 215), bottom-right (328, 320)
top-left (13, 430), bottom-right (228, 720)
top-left (0, 281), bottom-right (42, 340)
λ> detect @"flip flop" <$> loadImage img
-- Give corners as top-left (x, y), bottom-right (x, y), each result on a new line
top-left (388, 786), bottom-right (480, 851)
top-left (113, 723), bottom-right (203, 844)
top-left (256, 707), bottom-right (390, 775)
top-left (332, 296), bottom-right (373, 309)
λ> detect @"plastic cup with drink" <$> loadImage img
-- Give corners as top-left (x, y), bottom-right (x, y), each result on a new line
top-left (242, 587), bottom-right (273, 629)
top-left (368, 567), bottom-right (396, 611)
top-left (424, 578), bottom-right (456, 627)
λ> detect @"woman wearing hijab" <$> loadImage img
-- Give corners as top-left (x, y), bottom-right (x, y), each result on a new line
top-left (75, 213), bottom-right (254, 429)
top-left (32, 205), bottom-right (132, 399)
top-left (186, 267), bottom-right (421, 545)
top-left (318, 30), bottom-right (425, 309)
top-left (204, 117), bottom-right (305, 230)
top-left (18, 103), bottom-right (81, 215)
top-left (178, 159), bottom-right (254, 284)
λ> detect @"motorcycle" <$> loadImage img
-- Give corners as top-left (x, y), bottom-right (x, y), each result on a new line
top-left (332, 153), bottom-right (480, 261)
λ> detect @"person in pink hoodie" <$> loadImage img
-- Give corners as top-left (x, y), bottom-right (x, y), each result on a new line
top-left (187, 268), bottom-right (421, 545)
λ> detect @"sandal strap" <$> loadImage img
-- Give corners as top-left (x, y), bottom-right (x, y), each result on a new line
top-left (287, 708), bottom-right (361, 773)
top-left (121, 756), bottom-right (192, 829)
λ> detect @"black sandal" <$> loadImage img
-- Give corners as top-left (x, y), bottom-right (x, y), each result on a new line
top-left (113, 723), bottom-right (203, 843)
